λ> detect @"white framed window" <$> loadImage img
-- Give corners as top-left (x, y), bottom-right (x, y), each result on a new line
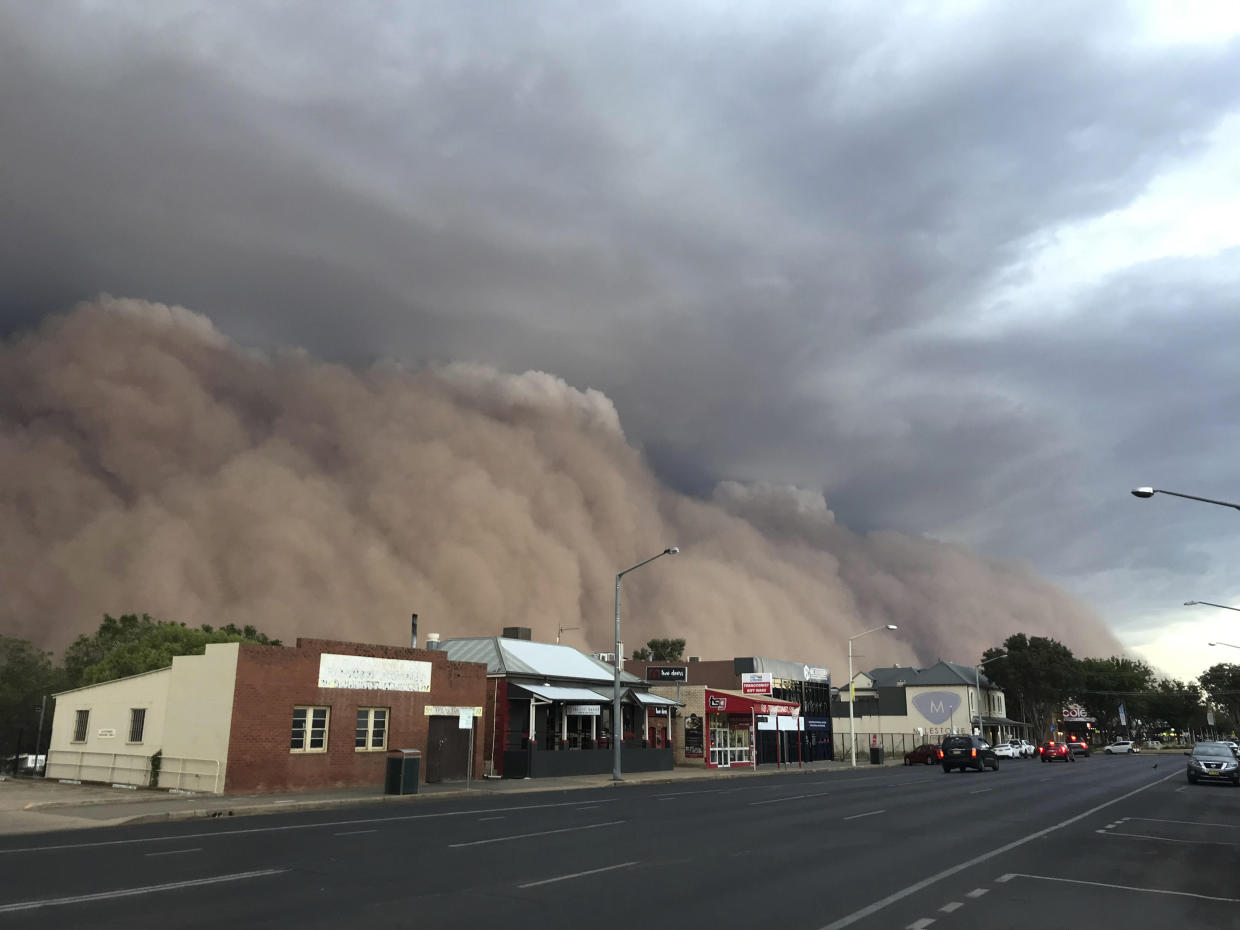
top-left (355, 708), bottom-right (388, 751)
top-left (291, 706), bottom-right (330, 753)
top-left (129, 708), bottom-right (147, 743)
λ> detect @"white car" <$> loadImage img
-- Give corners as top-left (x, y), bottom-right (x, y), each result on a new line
top-left (1104, 740), bottom-right (1140, 754)
top-left (1018, 740), bottom-right (1036, 758)
top-left (993, 742), bottom-right (1020, 759)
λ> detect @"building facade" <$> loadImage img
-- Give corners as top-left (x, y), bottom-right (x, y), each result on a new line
top-left (47, 638), bottom-right (488, 793)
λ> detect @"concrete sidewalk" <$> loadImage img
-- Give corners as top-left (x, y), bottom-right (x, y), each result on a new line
top-left (0, 760), bottom-right (867, 836)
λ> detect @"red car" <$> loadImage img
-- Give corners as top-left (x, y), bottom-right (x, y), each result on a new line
top-left (1038, 741), bottom-right (1076, 763)
top-left (904, 743), bottom-right (942, 765)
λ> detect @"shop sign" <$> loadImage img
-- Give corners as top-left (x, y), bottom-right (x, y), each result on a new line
top-left (803, 665), bottom-right (830, 682)
top-left (97, 728), bottom-right (116, 739)
top-left (319, 653), bottom-right (432, 692)
top-left (805, 718), bottom-right (830, 730)
top-left (424, 705), bottom-right (483, 717)
top-left (1062, 704), bottom-right (1096, 722)
top-left (708, 695), bottom-right (727, 710)
top-left (566, 704), bottom-right (601, 716)
top-left (650, 706), bottom-right (669, 717)
top-left (741, 672), bottom-right (773, 695)
top-left (646, 666), bottom-right (688, 681)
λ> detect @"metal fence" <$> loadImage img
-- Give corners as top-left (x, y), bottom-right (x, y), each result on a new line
top-left (837, 732), bottom-right (921, 763)
top-left (46, 750), bottom-right (222, 793)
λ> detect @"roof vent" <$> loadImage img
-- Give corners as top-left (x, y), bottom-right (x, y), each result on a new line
top-left (502, 626), bottom-right (532, 641)
top-left (426, 633), bottom-right (441, 650)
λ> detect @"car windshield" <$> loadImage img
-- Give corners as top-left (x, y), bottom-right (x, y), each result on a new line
top-left (1194, 745), bottom-right (1232, 758)
top-left (942, 737), bottom-right (972, 748)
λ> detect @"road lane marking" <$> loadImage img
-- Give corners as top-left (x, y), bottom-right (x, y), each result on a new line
top-left (906, 919), bottom-right (935, 929)
top-left (653, 789), bottom-right (723, 798)
top-left (817, 770), bottom-right (1180, 930)
top-left (843, 809), bottom-right (885, 821)
top-left (1127, 817), bottom-right (1240, 829)
top-left (334, 830), bottom-right (377, 836)
top-left (576, 806), bottom-right (601, 811)
top-left (968, 789), bottom-right (992, 795)
top-left (996, 873), bottom-right (1240, 904)
top-left (517, 860), bottom-right (638, 888)
top-left (0, 798), bottom-right (619, 855)
top-left (1102, 830), bottom-right (1240, 847)
top-left (939, 902), bottom-right (962, 913)
top-left (965, 888), bottom-right (987, 898)
top-left (0, 869), bottom-right (286, 913)
top-left (144, 848), bottom-right (202, 857)
top-left (749, 792), bottom-right (832, 806)
top-left (449, 821), bottom-right (623, 848)
top-left (478, 817), bottom-right (505, 822)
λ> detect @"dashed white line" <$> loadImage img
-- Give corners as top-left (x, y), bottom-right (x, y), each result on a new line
top-left (969, 788), bottom-right (992, 795)
top-left (906, 919), bottom-right (936, 929)
top-left (965, 888), bottom-right (987, 898)
top-left (517, 860), bottom-right (639, 889)
top-left (477, 816), bottom-right (504, 822)
top-left (334, 830), bottom-right (377, 836)
top-left (144, 848), bottom-right (202, 857)
top-left (939, 902), bottom-right (962, 913)
top-left (843, 809), bottom-right (885, 821)
top-left (449, 821), bottom-right (623, 848)
top-left (0, 869), bottom-right (287, 913)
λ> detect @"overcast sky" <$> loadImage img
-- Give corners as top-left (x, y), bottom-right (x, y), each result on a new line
top-left (2, 2), bottom-right (1238, 679)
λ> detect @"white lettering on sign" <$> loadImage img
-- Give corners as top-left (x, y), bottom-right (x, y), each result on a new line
top-left (566, 704), bottom-right (601, 716)
top-left (424, 705), bottom-right (483, 717)
top-left (803, 665), bottom-right (830, 682)
top-left (318, 654), bottom-right (432, 692)
top-left (741, 672), bottom-right (773, 695)
top-left (97, 728), bottom-right (116, 739)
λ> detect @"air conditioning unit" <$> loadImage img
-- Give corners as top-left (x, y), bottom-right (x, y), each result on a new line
top-left (592, 652), bottom-right (617, 664)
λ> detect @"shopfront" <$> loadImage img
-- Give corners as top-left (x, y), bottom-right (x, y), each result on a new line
top-left (705, 689), bottom-right (800, 769)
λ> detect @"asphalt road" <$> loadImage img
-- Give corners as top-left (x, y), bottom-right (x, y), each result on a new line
top-left (0, 753), bottom-right (1236, 930)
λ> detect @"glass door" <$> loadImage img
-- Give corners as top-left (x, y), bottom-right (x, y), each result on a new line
top-left (710, 728), bottom-right (731, 767)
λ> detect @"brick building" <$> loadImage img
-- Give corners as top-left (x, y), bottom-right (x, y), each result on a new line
top-left (46, 638), bottom-right (488, 794)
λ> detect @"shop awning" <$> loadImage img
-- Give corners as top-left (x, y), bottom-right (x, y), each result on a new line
top-left (630, 691), bottom-right (682, 707)
top-left (512, 684), bottom-right (611, 703)
top-left (706, 688), bottom-right (800, 716)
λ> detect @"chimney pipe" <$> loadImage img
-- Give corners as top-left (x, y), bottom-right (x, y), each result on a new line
top-left (411, 613), bottom-right (418, 650)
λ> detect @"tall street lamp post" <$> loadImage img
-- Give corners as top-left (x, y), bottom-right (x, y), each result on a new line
top-left (613, 547), bottom-right (679, 781)
top-left (1208, 641), bottom-right (1240, 650)
top-left (1185, 601), bottom-right (1240, 613)
top-left (848, 624), bottom-right (898, 768)
top-left (1131, 487), bottom-right (1240, 511)
top-left (974, 652), bottom-right (1008, 738)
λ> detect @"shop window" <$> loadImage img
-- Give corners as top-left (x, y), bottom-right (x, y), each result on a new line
top-left (291, 706), bottom-right (330, 753)
top-left (128, 708), bottom-right (146, 743)
top-left (355, 708), bottom-right (388, 751)
top-left (73, 709), bottom-right (90, 743)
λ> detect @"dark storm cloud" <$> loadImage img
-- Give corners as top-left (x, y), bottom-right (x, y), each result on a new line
top-left (1, 2), bottom-right (1237, 670)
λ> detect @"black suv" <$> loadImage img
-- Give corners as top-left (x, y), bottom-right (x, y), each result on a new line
top-left (941, 734), bottom-right (1000, 773)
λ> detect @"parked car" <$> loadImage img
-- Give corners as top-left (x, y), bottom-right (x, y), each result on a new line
top-left (1222, 741), bottom-right (1239, 758)
top-left (941, 734), bottom-right (999, 773)
top-left (1038, 741), bottom-right (1075, 763)
top-left (1185, 742), bottom-right (1240, 786)
top-left (1067, 738), bottom-right (1090, 757)
top-left (993, 741), bottom-right (1020, 759)
top-left (904, 743), bottom-right (942, 765)
top-left (1018, 739), bottom-right (1036, 758)
top-left (1104, 740), bottom-right (1139, 754)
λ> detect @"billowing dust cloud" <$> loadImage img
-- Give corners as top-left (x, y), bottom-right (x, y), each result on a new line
top-left (0, 298), bottom-right (1122, 674)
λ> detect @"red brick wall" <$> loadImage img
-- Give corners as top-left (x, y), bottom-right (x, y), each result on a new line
top-left (225, 639), bottom-right (488, 793)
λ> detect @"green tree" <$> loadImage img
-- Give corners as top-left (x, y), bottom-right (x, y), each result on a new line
top-left (631, 638), bottom-right (685, 662)
top-left (62, 614), bottom-right (280, 688)
top-left (1077, 656), bottom-right (1156, 735)
top-left (982, 634), bottom-right (1082, 742)
top-left (0, 637), bottom-right (58, 768)
top-left (1144, 678), bottom-right (1203, 738)
top-left (1196, 663), bottom-right (1240, 734)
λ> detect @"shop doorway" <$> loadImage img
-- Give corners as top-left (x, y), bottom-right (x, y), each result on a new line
top-left (426, 716), bottom-right (472, 783)
top-left (710, 727), bottom-right (731, 767)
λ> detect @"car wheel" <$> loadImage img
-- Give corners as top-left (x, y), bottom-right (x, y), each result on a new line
top-left (1128, 749), bottom-right (1135, 754)
top-left (1041, 756), bottom-right (1048, 763)
top-left (991, 759), bottom-right (999, 771)
top-left (1105, 748), bottom-right (1113, 754)
top-left (942, 764), bottom-right (951, 773)
top-left (925, 757), bottom-right (934, 766)
top-left (1187, 774), bottom-right (1196, 784)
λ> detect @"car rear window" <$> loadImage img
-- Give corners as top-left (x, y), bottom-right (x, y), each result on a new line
top-left (942, 736), bottom-right (972, 749)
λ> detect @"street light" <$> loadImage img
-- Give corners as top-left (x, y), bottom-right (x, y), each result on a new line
top-left (1209, 641), bottom-right (1240, 650)
top-left (974, 652), bottom-right (1008, 739)
top-left (848, 624), bottom-right (898, 768)
top-left (1131, 487), bottom-right (1240, 511)
top-left (613, 546), bottom-right (679, 781)
top-left (1185, 601), bottom-right (1240, 613)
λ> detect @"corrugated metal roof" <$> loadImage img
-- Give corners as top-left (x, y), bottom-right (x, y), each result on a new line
top-left (437, 637), bottom-right (642, 685)
top-left (867, 660), bottom-right (996, 688)
top-left (511, 684), bottom-right (609, 703)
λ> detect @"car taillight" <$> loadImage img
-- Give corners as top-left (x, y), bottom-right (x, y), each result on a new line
top-left (971, 748), bottom-right (977, 758)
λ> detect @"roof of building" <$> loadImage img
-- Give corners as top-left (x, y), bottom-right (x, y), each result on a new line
top-left (866, 659), bottom-right (996, 689)
top-left (436, 637), bottom-right (643, 685)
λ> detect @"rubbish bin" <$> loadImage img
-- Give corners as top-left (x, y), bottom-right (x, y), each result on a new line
top-left (385, 749), bottom-right (421, 795)
top-left (869, 747), bottom-right (884, 765)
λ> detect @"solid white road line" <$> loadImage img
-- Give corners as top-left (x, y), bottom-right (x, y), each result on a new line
top-left (517, 860), bottom-right (639, 889)
top-left (449, 821), bottom-right (623, 848)
top-left (0, 798), bottom-right (619, 855)
top-left (0, 869), bottom-right (287, 913)
top-left (334, 830), bottom-right (377, 836)
top-left (817, 770), bottom-right (1180, 930)
top-left (144, 848), bottom-right (202, 857)
top-left (843, 809), bottom-right (885, 821)
top-left (1126, 817), bottom-right (1240, 829)
top-left (1102, 830), bottom-right (1240, 847)
top-left (749, 792), bottom-right (832, 806)
top-left (996, 872), bottom-right (1240, 904)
